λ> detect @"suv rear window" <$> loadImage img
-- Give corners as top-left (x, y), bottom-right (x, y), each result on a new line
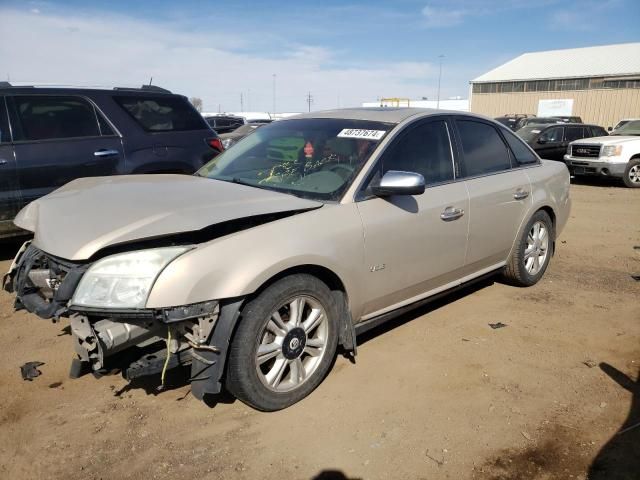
top-left (9, 95), bottom-right (101, 141)
top-left (114, 95), bottom-right (207, 132)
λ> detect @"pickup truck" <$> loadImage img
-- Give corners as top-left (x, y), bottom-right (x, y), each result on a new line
top-left (564, 120), bottom-right (640, 188)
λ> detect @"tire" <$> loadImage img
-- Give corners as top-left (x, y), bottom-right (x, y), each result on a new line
top-left (503, 210), bottom-right (554, 287)
top-left (226, 274), bottom-right (339, 411)
top-left (622, 159), bottom-right (640, 188)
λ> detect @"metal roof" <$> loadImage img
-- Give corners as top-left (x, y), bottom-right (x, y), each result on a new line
top-left (472, 43), bottom-right (640, 83)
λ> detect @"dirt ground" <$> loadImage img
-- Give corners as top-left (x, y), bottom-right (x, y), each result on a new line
top-left (0, 178), bottom-right (638, 480)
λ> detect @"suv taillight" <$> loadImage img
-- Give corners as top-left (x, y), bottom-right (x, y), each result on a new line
top-left (206, 138), bottom-right (224, 152)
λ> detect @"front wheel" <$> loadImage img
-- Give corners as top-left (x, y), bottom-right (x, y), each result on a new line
top-left (503, 210), bottom-right (554, 287)
top-left (226, 274), bottom-right (339, 411)
top-left (622, 159), bottom-right (640, 188)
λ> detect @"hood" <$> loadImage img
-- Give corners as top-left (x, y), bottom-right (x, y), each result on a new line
top-left (15, 174), bottom-right (322, 260)
top-left (572, 135), bottom-right (638, 145)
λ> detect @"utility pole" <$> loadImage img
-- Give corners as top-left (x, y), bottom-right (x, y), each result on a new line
top-left (240, 92), bottom-right (244, 112)
top-left (436, 54), bottom-right (444, 109)
top-left (272, 74), bottom-right (276, 115)
top-left (306, 91), bottom-right (313, 112)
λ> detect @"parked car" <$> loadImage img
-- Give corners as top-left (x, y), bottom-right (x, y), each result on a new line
top-left (4, 108), bottom-right (571, 411)
top-left (609, 118), bottom-right (640, 133)
top-left (550, 116), bottom-right (583, 124)
top-left (565, 119), bottom-right (640, 187)
top-left (0, 83), bottom-right (222, 239)
top-left (204, 115), bottom-right (245, 134)
top-left (494, 114), bottom-right (532, 130)
top-left (514, 117), bottom-right (562, 130)
top-left (516, 123), bottom-right (608, 160)
top-left (219, 123), bottom-right (264, 149)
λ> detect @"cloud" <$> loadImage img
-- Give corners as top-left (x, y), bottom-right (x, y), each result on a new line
top-left (422, 5), bottom-right (470, 28)
top-left (421, 0), bottom-right (562, 29)
top-left (548, 0), bottom-right (622, 31)
top-left (0, 7), bottom-right (448, 112)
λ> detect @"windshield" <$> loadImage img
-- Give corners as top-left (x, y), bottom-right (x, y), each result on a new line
top-left (197, 118), bottom-right (393, 201)
top-left (611, 120), bottom-right (640, 136)
top-left (516, 126), bottom-right (544, 142)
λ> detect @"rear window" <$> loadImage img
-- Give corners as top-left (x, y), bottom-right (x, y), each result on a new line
top-left (564, 126), bottom-right (586, 142)
top-left (114, 95), bottom-right (208, 132)
top-left (502, 128), bottom-right (539, 165)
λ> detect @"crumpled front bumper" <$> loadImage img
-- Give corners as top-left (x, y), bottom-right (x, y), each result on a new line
top-left (4, 242), bottom-right (241, 401)
top-left (3, 241), bottom-right (88, 319)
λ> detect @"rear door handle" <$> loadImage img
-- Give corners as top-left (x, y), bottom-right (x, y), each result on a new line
top-left (94, 149), bottom-right (120, 157)
top-left (440, 207), bottom-right (465, 221)
top-left (514, 189), bottom-right (530, 200)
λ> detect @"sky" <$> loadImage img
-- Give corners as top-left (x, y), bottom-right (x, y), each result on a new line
top-left (0, 0), bottom-right (639, 113)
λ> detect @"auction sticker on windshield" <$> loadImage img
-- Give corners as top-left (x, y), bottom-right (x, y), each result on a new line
top-left (337, 129), bottom-right (386, 140)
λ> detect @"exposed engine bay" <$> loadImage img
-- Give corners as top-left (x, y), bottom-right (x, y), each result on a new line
top-left (3, 243), bottom-right (235, 398)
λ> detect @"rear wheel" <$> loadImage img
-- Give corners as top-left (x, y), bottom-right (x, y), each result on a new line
top-left (622, 159), bottom-right (640, 188)
top-left (503, 210), bottom-right (553, 287)
top-left (226, 274), bottom-right (339, 411)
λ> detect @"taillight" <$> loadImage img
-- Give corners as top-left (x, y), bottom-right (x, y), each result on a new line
top-left (206, 137), bottom-right (224, 152)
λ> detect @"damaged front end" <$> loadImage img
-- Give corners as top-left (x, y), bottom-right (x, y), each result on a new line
top-left (4, 243), bottom-right (241, 400)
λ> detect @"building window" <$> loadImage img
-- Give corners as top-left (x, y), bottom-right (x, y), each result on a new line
top-left (473, 76), bottom-right (640, 94)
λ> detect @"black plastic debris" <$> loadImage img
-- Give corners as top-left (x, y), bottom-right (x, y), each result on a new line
top-left (20, 361), bottom-right (45, 381)
top-left (489, 322), bottom-right (507, 329)
top-left (631, 274), bottom-right (640, 282)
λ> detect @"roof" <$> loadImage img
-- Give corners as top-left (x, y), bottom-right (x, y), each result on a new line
top-left (289, 107), bottom-right (453, 123)
top-left (0, 84), bottom-right (174, 95)
top-left (472, 43), bottom-right (640, 83)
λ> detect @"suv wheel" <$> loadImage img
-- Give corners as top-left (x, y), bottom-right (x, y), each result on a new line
top-left (503, 210), bottom-right (554, 287)
top-left (623, 159), bottom-right (640, 188)
top-left (226, 274), bottom-right (339, 411)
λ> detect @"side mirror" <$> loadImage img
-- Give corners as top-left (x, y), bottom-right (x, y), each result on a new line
top-left (371, 170), bottom-right (425, 197)
top-left (607, 126), bottom-right (612, 132)
top-left (537, 137), bottom-right (547, 144)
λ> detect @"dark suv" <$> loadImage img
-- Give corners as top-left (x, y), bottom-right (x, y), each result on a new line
top-left (516, 123), bottom-right (608, 160)
top-left (0, 83), bottom-right (222, 238)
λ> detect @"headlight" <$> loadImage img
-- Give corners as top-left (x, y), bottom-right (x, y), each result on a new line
top-left (602, 145), bottom-right (622, 157)
top-left (71, 247), bottom-right (190, 309)
top-left (567, 145), bottom-right (572, 155)
top-left (221, 138), bottom-right (235, 149)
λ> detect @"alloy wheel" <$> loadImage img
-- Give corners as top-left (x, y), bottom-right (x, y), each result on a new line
top-left (255, 295), bottom-right (329, 392)
top-left (524, 221), bottom-right (549, 276)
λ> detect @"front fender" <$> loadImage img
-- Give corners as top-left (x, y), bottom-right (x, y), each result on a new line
top-left (146, 203), bottom-right (366, 319)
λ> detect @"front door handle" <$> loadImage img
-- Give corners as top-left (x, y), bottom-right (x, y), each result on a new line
top-left (94, 149), bottom-right (120, 157)
top-left (0, 159), bottom-right (7, 165)
top-left (440, 207), bottom-right (465, 221)
top-left (514, 189), bottom-right (530, 200)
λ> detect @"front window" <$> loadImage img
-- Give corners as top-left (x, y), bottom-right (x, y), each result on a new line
top-left (197, 118), bottom-right (393, 201)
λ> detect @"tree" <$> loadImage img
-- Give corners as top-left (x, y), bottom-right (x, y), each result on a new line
top-left (189, 97), bottom-right (203, 112)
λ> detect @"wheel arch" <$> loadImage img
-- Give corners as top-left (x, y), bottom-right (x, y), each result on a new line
top-left (240, 264), bottom-right (356, 352)
top-left (507, 203), bottom-right (557, 261)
